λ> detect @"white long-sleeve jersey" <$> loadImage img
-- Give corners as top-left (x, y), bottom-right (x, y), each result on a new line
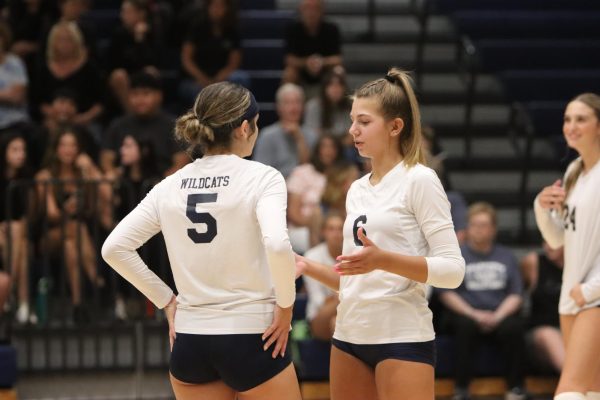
top-left (102, 154), bottom-right (296, 334)
top-left (534, 158), bottom-right (600, 315)
top-left (334, 162), bottom-right (465, 344)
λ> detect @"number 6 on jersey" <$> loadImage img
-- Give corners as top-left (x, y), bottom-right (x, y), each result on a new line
top-left (186, 193), bottom-right (218, 243)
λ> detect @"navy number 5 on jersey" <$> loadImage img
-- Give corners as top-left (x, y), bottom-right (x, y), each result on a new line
top-left (186, 193), bottom-right (218, 243)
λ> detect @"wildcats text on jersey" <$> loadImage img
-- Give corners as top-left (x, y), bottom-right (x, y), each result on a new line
top-left (180, 176), bottom-right (230, 190)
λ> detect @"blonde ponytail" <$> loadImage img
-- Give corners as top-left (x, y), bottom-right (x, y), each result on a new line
top-left (354, 68), bottom-right (425, 167)
top-left (388, 68), bottom-right (424, 167)
top-left (564, 158), bottom-right (584, 199)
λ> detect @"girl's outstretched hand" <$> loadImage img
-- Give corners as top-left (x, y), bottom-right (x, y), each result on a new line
top-left (334, 228), bottom-right (381, 275)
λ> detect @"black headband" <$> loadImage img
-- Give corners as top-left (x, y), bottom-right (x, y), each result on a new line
top-left (195, 91), bottom-right (260, 127)
top-left (241, 92), bottom-right (259, 122)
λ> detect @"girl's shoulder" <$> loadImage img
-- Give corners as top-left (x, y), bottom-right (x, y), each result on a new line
top-left (405, 162), bottom-right (442, 187)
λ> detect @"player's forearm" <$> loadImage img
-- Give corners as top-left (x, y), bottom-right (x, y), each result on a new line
top-left (264, 241), bottom-right (296, 308)
top-left (377, 251), bottom-right (429, 283)
top-left (304, 258), bottom-right (340, 291)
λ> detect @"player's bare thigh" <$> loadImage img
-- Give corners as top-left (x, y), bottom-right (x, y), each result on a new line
top-left (557, 308), bottom-right (600, 394)
top-left (560, 314), bottom-right (575, 349)
top-left (330, 345), bottom-right (378, 400)
top-left (169, 373), bottom-right (235, 400)
top-left (375, 359), bottom-right (435, 400)
top-left (169, 364), bottom-right (300, 400)
top-left (238, 363), bottom-right (301, 400)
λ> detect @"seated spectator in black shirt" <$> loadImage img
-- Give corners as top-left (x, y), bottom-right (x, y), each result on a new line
top-left (32, 88), bottom-right (100, 169)
top-left (108, 0), bottom-right (163, 112)
top-left (283, 0), bottom-right (342, 89)
top-left (101, 72), bottom-right (187, 176)
top-left (33, 21), bottom-right (105, 128)
top-left (179, 0), bottom-right (250, 108)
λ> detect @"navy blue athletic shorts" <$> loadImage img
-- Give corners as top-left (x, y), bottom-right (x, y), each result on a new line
top-left (170, 332), bottom-right (292, 392)
top-left (332, 338), bottom-right (436, 368)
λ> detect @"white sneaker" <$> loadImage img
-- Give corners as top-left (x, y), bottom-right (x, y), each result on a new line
top-left (16, 303), bottom-right (29, 324)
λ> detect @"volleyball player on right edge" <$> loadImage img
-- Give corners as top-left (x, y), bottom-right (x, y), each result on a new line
top-left (535, 93), bottom-right (600, 400)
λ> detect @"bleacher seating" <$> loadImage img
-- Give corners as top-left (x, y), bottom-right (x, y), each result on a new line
top-left (439, 0), bottom-right (600, 214)
top-left (475, 40), bottom-right (600, 72)
top-left (239, 0), bottom-right (276, 10)
top-left (248, 70), bottom-right (280, 101)
top-left (443, 0), bottom-right (600, 141)
top-left (241, 39), bottom-right (285, 71)
top-left (435, 335), bottom-right (504, 378)
top-left (501, 70), bottom-right (600, 139)
top-left (500, 70), bottom-right (600, 102)
top-left (452, 11), bottom-right (600, 40)
top-left (239, 10), bottom-right (294, 39)
top-left (435, 0), bottom-right (600, 13)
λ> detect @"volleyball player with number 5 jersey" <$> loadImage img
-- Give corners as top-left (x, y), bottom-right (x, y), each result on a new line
top-left (102, 82), bottom-right (301, 400)
top-left (296, 68), bottom-right (465, 399)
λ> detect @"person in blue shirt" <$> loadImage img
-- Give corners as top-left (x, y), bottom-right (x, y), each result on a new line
top-left (438, 202), bottom-right (528, 400)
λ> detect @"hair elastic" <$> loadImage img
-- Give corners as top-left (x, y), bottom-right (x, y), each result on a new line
top-left (383, 75), bottom-right (395, 84)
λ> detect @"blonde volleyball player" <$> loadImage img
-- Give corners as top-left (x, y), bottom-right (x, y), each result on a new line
top-left (296, 68), bottom-right (465, 400)
top-left (102, 82), bottom-right (301, 400)
top-left (534, 93), bottom-right (600, 400)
